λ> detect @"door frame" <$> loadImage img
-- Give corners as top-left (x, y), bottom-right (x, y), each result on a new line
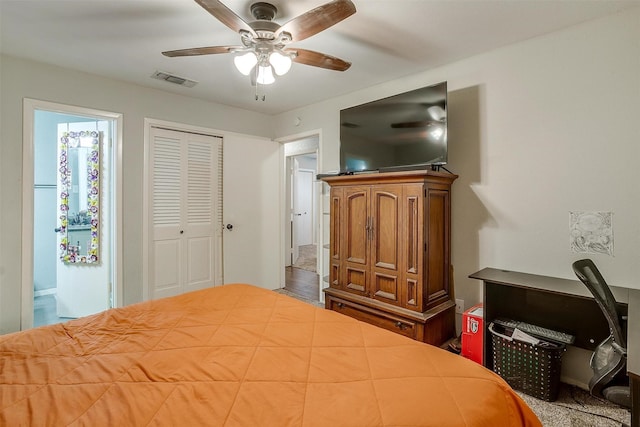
top-left (21, 98), bottom-right (123, 330)
top-left (277, 129), bottom-right (322, 298)
top-left (142, 118), bottom-right (224, 300)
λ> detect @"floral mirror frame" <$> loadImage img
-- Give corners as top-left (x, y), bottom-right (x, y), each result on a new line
top-left (59, 131), bottom-right (100, 264)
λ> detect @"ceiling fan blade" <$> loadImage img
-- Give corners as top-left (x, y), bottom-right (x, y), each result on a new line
top-left (287, 48), bottom-right (351, 71)
top-left (162, 46), bottom-right (242, 57)
top-left (275, 0), bottom-right (356, 42)
top-left (194, 0), bottom-right (257, 37)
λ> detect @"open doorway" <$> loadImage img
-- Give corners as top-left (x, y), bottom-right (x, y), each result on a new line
top-left (22, 99), bottom-right (122, 330)
top-left (283, 136), bottom-right (320, 302)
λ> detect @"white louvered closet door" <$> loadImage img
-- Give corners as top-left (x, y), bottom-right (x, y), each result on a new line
top-left (149, 127), bottom-right (223, 299)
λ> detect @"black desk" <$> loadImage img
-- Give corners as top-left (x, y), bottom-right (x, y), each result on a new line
top-left (469, 268), bottom-right (636, 425)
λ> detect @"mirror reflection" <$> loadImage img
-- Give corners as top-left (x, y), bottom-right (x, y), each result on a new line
top-left (59, 131), bottom-right (100, 264)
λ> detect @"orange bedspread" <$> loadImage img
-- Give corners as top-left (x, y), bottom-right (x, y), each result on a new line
top-left (1, 283), bottom-right (541, 426)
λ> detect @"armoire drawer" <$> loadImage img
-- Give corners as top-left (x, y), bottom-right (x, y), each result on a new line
top-left (327, 296), bottom-right (417, 339)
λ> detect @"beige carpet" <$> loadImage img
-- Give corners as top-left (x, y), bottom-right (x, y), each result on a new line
top-left (293, 244), bottom-right (316, 272)
top-left (515, 383), bottom-right (631, 426)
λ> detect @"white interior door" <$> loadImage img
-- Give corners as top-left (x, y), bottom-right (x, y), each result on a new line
top-left (293, 168), bottom-right (313, 247)
top-left (222, 133), bottom-right (281, 288)
top-left (56, 122), bottom-right (111, 318)
top-left (149, 127), bottom-right (222, 299)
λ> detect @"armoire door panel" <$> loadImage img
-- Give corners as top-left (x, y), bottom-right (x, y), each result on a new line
top-left (371, 188), bottom-right (400, 270)
top-left (330, 189), bottom-right (342, 261)
top-left (330, 262), bottom-right (340, 287)
top-left (329, 188), bottom-right (343, 290)
top-left (345, 188), bottom-right (368, 264)
top-left (370, 187), bottom-right (402, 304)
top-left (346, 267), bottom-right (366, 293)
top-left (402, 184), bottom-right (424, 311)
top-left (405, 278), bottom-right (419, 308)
top-left (372, 273), bottom-right (399, 302)
top-left (426, 188), bottom-right (449, 306)
top-left (404, 193), bottom-right (420, 274)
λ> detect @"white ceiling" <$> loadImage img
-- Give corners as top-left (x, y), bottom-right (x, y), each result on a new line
top-left (1, 0), bottom-right (638, 115)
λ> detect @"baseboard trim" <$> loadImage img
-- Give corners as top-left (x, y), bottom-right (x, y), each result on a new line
top-left (34, 288), bottom-right (56, 297)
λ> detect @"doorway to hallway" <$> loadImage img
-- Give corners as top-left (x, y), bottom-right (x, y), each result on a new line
top-left (283, 135), bottom-right (319, 301)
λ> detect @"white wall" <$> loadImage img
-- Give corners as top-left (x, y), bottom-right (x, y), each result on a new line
top-left (0, 55), bottom-right (277, 333)
top-left (274, 9), bottom-right (640, 307)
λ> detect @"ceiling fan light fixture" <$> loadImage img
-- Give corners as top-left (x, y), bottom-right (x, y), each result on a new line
top-left (427, 105), bottom-right (446, 121)
top-left (163, 0), bottom-right (356, 92)
top-left (256, 65), bottom-right (275, 85)
top-left (234, 51), bottom-right (258, 75)
top-left (430, 125), bottom-right (445, 140)
top-left (269, 51), bottom-right (292, 76)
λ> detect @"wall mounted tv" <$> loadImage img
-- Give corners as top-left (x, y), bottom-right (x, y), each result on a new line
top-left (339, 81), bottom-right (447, 173)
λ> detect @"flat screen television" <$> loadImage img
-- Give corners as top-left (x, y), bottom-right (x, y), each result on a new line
top-left (339, 81), bottom-right (447, 173)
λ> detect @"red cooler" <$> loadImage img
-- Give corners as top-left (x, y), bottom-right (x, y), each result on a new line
top-left (461, 304), bottom-right (484, 364)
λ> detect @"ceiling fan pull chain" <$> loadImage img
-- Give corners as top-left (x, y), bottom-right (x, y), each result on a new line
top-left (254, 68), bottom-right (266, 101)
top-left (254, 67), bottom-right (259, 100)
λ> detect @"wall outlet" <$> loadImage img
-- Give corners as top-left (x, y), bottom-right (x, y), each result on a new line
top-left (455, 299), bottom-right (465, 314)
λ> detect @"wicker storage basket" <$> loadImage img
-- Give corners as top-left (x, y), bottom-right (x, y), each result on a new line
top-left (489, 322), bottom-right (566, 401)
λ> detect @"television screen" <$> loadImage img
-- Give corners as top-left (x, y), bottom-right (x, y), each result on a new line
top-left (339, 81), bottom-right (447, 173)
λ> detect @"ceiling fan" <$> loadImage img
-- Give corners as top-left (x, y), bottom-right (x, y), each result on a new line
top-left (162, 0), bottom-right (356, 86)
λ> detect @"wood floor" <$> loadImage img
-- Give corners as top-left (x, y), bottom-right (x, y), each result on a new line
top-left (285, 266), bottom-right (320, 301)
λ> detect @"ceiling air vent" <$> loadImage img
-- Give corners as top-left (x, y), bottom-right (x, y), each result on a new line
top-left (151, 70), bottom-right (198, 88)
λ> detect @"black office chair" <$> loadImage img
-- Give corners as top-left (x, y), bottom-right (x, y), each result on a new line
top-left (572, 259), bottom-right (631, 408)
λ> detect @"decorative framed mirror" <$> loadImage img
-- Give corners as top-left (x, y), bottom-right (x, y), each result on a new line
top-left (58, 130), bottom-right (100, 264)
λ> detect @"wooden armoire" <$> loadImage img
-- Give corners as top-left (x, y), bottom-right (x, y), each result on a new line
top-left (321, 169), bottom-right (457, 346)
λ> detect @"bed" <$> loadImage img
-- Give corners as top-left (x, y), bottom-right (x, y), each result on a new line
top-left (1, 283), bottom-right (541, 426)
